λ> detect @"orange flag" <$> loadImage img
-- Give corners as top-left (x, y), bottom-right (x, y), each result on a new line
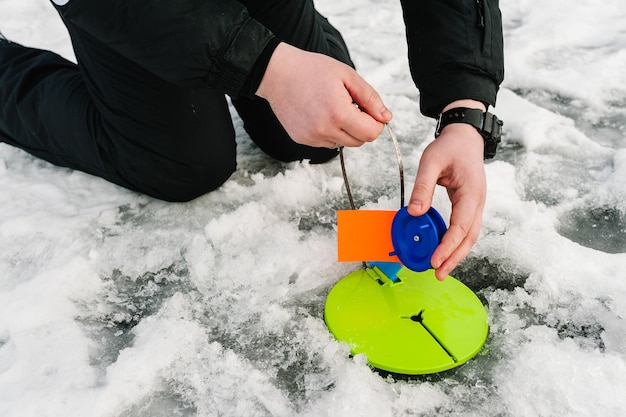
top-left (337, 210), bottom-right (399, 263)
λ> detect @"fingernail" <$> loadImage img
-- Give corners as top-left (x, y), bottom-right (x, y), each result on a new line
top-left (381, 108), bottom-right (392, 121)
top-left (408, 202), bottom-right (422, 215)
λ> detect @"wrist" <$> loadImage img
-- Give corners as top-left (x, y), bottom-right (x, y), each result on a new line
top-left (241, 37), bottom-right (281, 98)
top-left (437, 123), bottom-right (485, 159)
top-left (442, 99), bottom-right (486, 113)
top-left (435, 104), bottom-right (503, 160)
top-left (256, 42), bottom-right (289, 100)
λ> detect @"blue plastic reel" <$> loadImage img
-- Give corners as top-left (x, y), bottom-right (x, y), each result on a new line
top-left (389, 206), bottom-right (447, 272)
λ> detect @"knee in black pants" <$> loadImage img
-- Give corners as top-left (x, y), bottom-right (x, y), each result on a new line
top-left (123, 157), bottom-right (236, 203)
top-left (166, 164), bottom-right (237, 202)
top-left (115, 137), bottom-right (238, 203)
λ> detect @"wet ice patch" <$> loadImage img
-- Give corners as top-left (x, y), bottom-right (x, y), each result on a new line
top-left (2, 0), bottom-right (626, 415)
top-left (558, 205), bottom-right (626, 254)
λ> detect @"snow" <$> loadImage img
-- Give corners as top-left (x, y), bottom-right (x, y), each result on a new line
top-left (1, 0), bottom-right (626, 416)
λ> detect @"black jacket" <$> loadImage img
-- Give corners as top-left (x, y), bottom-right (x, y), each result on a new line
top-left (58, 0), bottom-right (503, 118)
top-left (400, 0), bottom-right (504, 117)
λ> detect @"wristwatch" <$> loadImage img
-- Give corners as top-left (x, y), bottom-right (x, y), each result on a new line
top-left (434, 107), bottom-right (503, 159)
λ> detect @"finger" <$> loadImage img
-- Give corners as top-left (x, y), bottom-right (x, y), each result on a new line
top-left (324, 129), bottom-right (368, 149)
top-left (433, 209), bottom-right (482, 280)
top-left (430, 191), bottom-right (482, 277)
top-left (344, 73), bottom-right (392, 123)
top-left (407, 155), bottom-right (441, 216)
top-left (340, 106), bottom-right (385, 144)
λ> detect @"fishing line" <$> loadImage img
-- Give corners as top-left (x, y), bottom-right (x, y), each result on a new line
top-left (338, 123), bottom-right (405, 269)
top-left (338, 123), bottom-right (404, 211)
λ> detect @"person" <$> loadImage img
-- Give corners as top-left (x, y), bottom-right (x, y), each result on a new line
top-left (0, 0), bottom-right (504, 280)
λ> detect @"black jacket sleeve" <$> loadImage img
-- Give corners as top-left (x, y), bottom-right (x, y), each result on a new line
top-left (399, 0), bottom-right (504, 118)
top-left (57, 0), bottom-right (276, 97)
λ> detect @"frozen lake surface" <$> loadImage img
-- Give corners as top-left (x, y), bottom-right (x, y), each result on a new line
top-left (1, 0), bottom-right (626, 416)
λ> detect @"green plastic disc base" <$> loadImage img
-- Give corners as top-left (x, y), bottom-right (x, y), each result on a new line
top-left (324, 266), bottom-right (488, 375)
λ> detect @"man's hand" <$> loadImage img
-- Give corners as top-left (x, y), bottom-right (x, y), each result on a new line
top-left (408, 100), bottom-right (487, 280)
top-left (256, 42), bottom-right (392, 148)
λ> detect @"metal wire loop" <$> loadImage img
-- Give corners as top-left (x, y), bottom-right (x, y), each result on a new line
top-left (339, 123), bottom-right (405, 210)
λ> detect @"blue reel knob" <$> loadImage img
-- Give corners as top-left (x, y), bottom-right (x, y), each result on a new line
top-left (389, 206), bottom-right (447, 272)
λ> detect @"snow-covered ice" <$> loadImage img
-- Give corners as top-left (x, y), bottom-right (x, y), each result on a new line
top-left (1, 0), bottom-right (626, 416)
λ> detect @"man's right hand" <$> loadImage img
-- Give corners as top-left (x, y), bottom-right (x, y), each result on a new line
top-left (256, 42), bottom-right (392, 149)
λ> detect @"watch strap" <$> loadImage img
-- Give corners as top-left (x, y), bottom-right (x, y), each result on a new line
top-left (435, 107), bottom-right (503, 159)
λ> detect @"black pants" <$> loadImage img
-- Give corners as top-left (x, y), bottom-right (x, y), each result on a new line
top-left (0, 0), bottom-right (353, 201)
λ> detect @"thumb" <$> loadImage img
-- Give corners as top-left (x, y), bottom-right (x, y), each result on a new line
top-left (345, 72), bottom-right (392, 123)
top-left (408, 162), bottom-right (438, 216)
